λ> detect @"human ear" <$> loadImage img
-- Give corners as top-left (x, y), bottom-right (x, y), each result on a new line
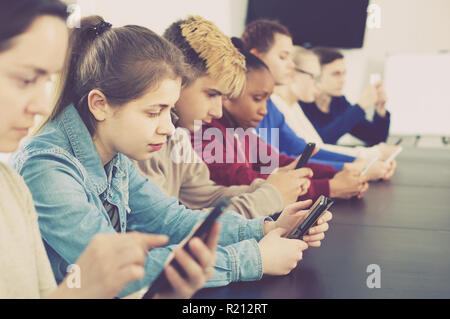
top-left (87, 89), bottom-right (109, 121)
top-left (222, 95), bottom-right (232, 110)
top-left (250, 48), bottom-right (263, 59)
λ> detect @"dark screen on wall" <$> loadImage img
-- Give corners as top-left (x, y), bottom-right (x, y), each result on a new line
top-left (246, 0), bottom-right (369, 48)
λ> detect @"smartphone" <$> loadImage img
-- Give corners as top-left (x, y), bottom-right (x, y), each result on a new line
top-left (296, 143), bottom-right (316, 169)
top-left (286, 195), bottom-right (334, 240)
top-left (385, 146), bottom-right (402, 164)
top-left (360, 157), bottom-right (379, 177)
top-left (142, 197), bottom-right (231, 299)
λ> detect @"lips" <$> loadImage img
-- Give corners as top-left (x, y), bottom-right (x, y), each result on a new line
top-left (148, 143), bottom-right (164, 151)
top-left (13, 127), bottom-right (31, 136)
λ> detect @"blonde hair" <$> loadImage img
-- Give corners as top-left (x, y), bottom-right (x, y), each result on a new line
top-left (165, 15), bottom-right (246, 98)
top-left (291, 45), bottom-right (318, 69)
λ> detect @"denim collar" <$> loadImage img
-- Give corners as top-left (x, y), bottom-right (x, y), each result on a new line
top-left (59, 104), bottom-right (122, 195)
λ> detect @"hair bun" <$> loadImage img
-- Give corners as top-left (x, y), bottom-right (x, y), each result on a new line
top-left (93, 21), bottom-right (112, 36)
top-left (231, 37), bottom-right (245, 51)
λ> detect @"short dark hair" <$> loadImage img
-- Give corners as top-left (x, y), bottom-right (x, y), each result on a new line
top-left (312, 47), bottom-right (344, 66)
top-left (0, 0), bottom-right (68, 52)
top-left (241, 19), bottom-right (292, 54)
top-left (231, 37), bottom-right (269, 72)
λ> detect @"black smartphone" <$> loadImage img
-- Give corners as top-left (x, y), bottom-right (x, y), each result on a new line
top-left (286, 195), bottom-right (334, 240)
top-left (296, 143), bottom-right (316, 169)
top-left (142, 197), bottom-right (230, 299)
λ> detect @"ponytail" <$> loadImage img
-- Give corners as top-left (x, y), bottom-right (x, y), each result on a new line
top-left (39, 15), bottom-right (188, 135)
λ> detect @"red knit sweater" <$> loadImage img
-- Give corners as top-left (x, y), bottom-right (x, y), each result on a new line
top-left (190, 115), bottom-right (336, 201)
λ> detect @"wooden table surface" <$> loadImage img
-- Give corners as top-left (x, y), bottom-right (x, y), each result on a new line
top-left (194, 147), bottom-right (450, 299)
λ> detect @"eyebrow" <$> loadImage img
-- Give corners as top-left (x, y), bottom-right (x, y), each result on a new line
top-left (146, 104), bottom-right (171, 110)
top-left (18, 65), bottom-right (48, 75)
top-left (253, 90), bottom-right (271, 97)
top-left (204, 88), bottom-right (223, 95)
top-left (19, 64), bottom-right (63, 76)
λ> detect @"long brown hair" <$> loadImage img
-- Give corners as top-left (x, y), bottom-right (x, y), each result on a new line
top-left (40, 15), bottom-right (188, 135)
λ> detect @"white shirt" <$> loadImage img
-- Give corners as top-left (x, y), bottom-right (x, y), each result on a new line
top-left (270, 94), bottom-right (381, 159)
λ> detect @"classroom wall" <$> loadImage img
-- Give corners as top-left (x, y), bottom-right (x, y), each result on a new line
top-left (341, 0), bottom-right (450, 103)
top-left (71, 0), bottom-right (450, 114)
top-left (72, 0), bottom-right (249, 38)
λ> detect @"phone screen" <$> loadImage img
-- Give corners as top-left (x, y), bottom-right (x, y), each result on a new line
top-left (142, 197), bottom-right (230, 299)
top-left (287, 196), bottom-right (333, 239)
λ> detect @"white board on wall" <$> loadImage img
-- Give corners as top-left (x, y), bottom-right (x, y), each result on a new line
top-left (384, 53), bottom-right (450, 135)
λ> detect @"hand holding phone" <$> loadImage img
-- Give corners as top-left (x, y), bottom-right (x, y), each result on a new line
top-left (142, 197), bottom-right (230, 299)
top-left (286, 195), bottom-right (334, 240)
top-left (296, 143), bottom-right (316, 169)
top-left (385, 146), bottom-right (402, 164)
top-left (360, 156), bottom-right (379, 177)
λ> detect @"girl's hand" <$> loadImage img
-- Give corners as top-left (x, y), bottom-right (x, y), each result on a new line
top-left (53, 232), bottom-right (169, 299)
top-left (155, 222), bottom-right (221, 299)
top-left (258, 228), bottom-right (308, 275)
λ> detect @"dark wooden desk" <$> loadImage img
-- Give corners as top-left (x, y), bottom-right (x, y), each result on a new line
top-left (393, 147), bottom-right (450, 188)
top-left (194, 147), bottom-right (450, 299)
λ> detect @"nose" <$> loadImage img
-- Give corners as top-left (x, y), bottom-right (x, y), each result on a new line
top-left (156, 109), bottom-right (176, 137)
top-left (208, 97), bottom-right (223, 119)
top-left (26, 81), bottom-right (51, 117)
top-left (258, 103), bottom-right (268, 117)
top-left (288, 58), bottom-right (295, 70)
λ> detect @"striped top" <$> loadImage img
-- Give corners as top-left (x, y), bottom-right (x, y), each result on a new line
top-left (103, 199), bottom-right (120, 232)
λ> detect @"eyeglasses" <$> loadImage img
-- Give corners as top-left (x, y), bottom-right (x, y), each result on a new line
top-left (294, 68), bottom-right (320, 81)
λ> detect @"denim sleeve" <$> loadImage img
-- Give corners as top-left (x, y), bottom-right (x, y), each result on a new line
top-left (15, 153), bottom-right (267, 298)
top-left (14, 154), bottom-right (119, 282)
top-left (126, 158), bottom-right (267, 246)
top-left (130, 237), bottom-right (263, 293)
top-left (124, 159), bottom-right (269, 295)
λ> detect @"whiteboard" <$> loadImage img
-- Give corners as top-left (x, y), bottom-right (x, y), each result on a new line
top-left (384, 53), bottom-right (450, 135)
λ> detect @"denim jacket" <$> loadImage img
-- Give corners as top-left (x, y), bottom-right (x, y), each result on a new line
top-left (10, 104), bottom-right (269, 298)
